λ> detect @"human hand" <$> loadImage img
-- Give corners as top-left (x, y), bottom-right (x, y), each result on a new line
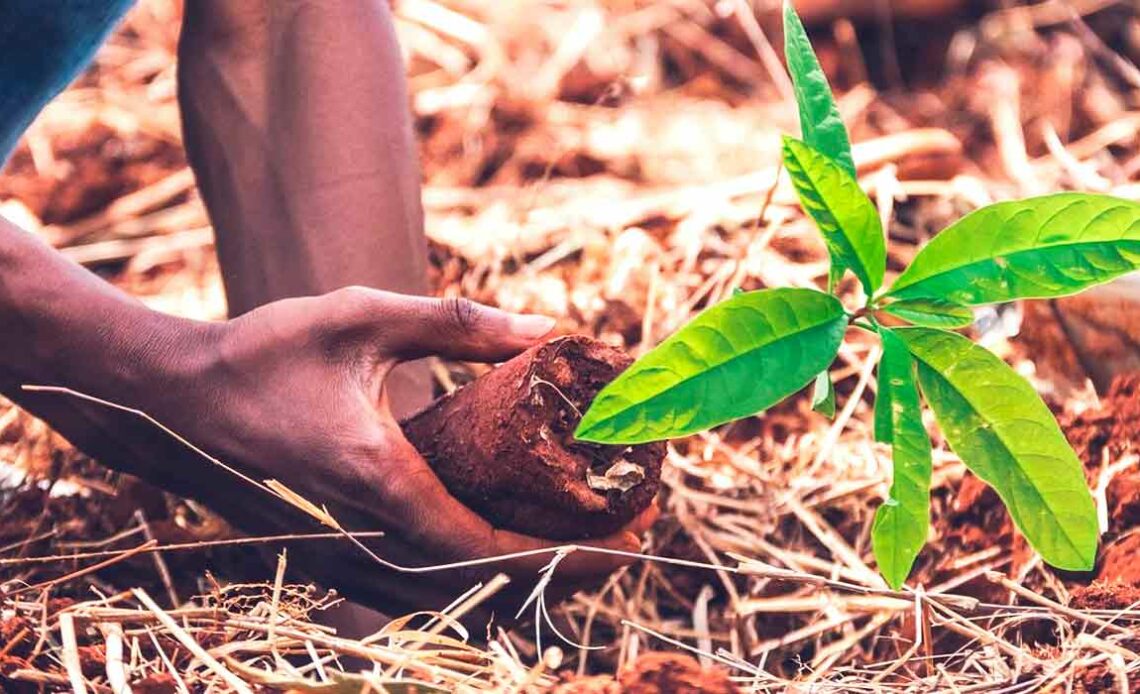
top-left (24, 287), bottom-right (652, 615)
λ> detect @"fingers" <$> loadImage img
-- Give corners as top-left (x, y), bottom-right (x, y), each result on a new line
top-left (340, 421), bottom-right (657, 616)
top-left (486, 505), bottom-right (658, 578)
top-left (498, 528), bottom-right (642, 577)
top-left (329, 287), bottom-right (556, 363)
top-left (362, 433), bottom-right (644, 577)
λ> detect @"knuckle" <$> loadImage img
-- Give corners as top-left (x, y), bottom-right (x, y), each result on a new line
top-left (435, 297), bottom-right (483, 335)
top-left (327, 286), bottom-right (377, 321)
top-left (317, 287), bottom-right (397, 364)
top-left (333, 284), bottom-right (373, 302)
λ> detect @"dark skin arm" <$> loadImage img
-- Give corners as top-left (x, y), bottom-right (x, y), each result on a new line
top-left (0, 220), bottom-right (646, 613)
top-left (0, 0), bottom-right (648, 617)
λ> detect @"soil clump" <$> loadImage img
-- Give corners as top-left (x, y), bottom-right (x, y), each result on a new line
top-left (402, 335), bottom-right (664, 540)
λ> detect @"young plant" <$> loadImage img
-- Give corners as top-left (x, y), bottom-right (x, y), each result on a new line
top-left (575, 1), bottom-right (1140, 589)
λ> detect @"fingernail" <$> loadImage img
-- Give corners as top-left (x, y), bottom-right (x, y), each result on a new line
top-left (508, 314), bottom-right (557, 339)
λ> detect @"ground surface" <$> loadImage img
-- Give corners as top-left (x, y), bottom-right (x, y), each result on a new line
top-left (3, 0), bottom-right (1140, 691)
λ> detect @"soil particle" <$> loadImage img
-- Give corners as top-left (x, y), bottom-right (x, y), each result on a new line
top-left (943, 474), bottom-right (1019, 571)
top-left (78, 644), bottom-right (106, 679)
top-left (615, 653), bottom-right (739, 693)
top-left (402, 335), bottom-right (665, 540)
top-left (0, 615), bottom-right (32, 661)
top-left (0, 654), bottom-right (34, 694)
top-left (1018, 291), bottom-right (1140, 395)
top-left (550, 653), bottom-right (739, 693)
top-left (549, 674), bottom-right (619, 694)
top-left (1062, 374), bottom-right (1140, 542)
top-left (133, 672), bottom-right (179, 694)
top-left (1074, 661), bottom-right (1140, 693)
top-left (1069, 579), bottom-right (1140, 611)
top-left (1095, 533), bottom-right (1140, 587)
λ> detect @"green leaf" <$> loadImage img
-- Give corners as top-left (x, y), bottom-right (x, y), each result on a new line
top-left (811, 371), bottom-right (836, 418)
top-left (783, 0), bottom-right (855, 177)
top-left (871, 328), bottom-right (932, 590)
top-left (575, 288), bottom-right (847, 445)
top-left (881, 298), bottom-right (974, 329)
top-left (783, 1), bottom-right (861, 293)
top-left (896, 327), bottom-right (1098, 571)
top-left (783, 137), bottom-right (887, 295)
top-left (888, 193), bottom-right (1140, 305)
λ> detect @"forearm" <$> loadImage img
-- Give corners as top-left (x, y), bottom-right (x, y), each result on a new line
top-left (177, 0), bottom-right (427, 317)
top-left (0, 217), bottom-right (200, 404)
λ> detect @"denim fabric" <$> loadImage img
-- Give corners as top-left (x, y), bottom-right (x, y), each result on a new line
top-left (0, 0), bottom-right (136, 164)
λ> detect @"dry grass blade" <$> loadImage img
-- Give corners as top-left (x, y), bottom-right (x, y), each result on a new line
top-left (131, 588), bottom-right (253, 694)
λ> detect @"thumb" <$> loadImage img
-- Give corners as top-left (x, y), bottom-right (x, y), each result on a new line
top-left (363, 292), bottom-right (557, 362)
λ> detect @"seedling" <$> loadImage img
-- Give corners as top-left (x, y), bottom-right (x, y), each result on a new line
top-left (575, 1), bottom-right (1140, 589)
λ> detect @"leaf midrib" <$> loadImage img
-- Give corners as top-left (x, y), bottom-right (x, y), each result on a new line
top-left (889, 236), bottom-right (1140, 297)
top-left (595, 313), bottom-right (844, 424)
top-left (786, 144), bottom-right (873, 288)
top-left (908, 351), bottom-right (1089, 563)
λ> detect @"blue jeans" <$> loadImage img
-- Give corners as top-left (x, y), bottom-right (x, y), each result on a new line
top-left (0, 0), bottom-right (136, 163)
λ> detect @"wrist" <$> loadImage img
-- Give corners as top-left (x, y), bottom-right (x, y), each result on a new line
top-left (31, 296), bottom-right (219, 410)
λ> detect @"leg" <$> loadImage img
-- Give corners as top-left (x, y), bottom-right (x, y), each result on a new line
top-left (177, 0), bottom-right (431, 417)
top-left (177, 1), bottom-right (433, 637)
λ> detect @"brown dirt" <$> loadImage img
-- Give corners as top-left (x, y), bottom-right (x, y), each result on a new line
top-left (401, 335), bottom-right (664, 540)
top-left (1094, 533), bottom-right (1140, 588)
top-left (1074, 661), bottom-right (1140, 694)
top-left (1019, 293), bottom-right (1140, 395)
top-left (0, 122), bottom-right (185, 226)
top-left (1069, 580), bottom-right (1140, 611)
top-left (1063, 374), bottom-right (1140, 543)
top-left (77, 644), bottom-right (106, 679)
top-left (0, 654), bottom-right (34, 694)
top-left (615, 653), bottom-right (739, 694)
top-left (550, 653), bottom-right (739, 693)
top-left (0, 615), bottom-right (32, 660)
top-left (133, 673), bottom-right (178, 694)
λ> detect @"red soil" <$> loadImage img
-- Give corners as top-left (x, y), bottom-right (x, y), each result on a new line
top-left (0, 122), bottom-right (185, 226)
top-left (1069, 579), bottom-right (1140, 611)
top-left (550, 652), bottom-right (740, 693)
top-left (402, 335), bottom-right (665, 540)
top-left (133, 672), bottom-right (179, 694)
top-left (1063, 374), bottom-right (1140, 542)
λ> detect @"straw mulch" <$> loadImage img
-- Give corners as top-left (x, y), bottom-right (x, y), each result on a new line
top-left (4, 1), bottom-right (1140, 691)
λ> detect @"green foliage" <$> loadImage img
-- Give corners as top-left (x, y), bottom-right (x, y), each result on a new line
top-left (783, 0), bottom-right (860, 291)
top-left (574, 289), bottom-right (846, 445)
top-left (782, 0), bottom-right (855, 176)
top-left (888, 193), bottom-right (1140, 305)
top-left (898, 328), bottom-right (1098, 571)
top-left (811, 370), bottom-right (836, 418)
top-left (578, 2), bottom-right (1121, 586)
top-left (782, 137), bottom-right (886, 296)
top-left (880, 298), bottom-right (974, 329)
top-left (871, 328), bottom-right (932, 589)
